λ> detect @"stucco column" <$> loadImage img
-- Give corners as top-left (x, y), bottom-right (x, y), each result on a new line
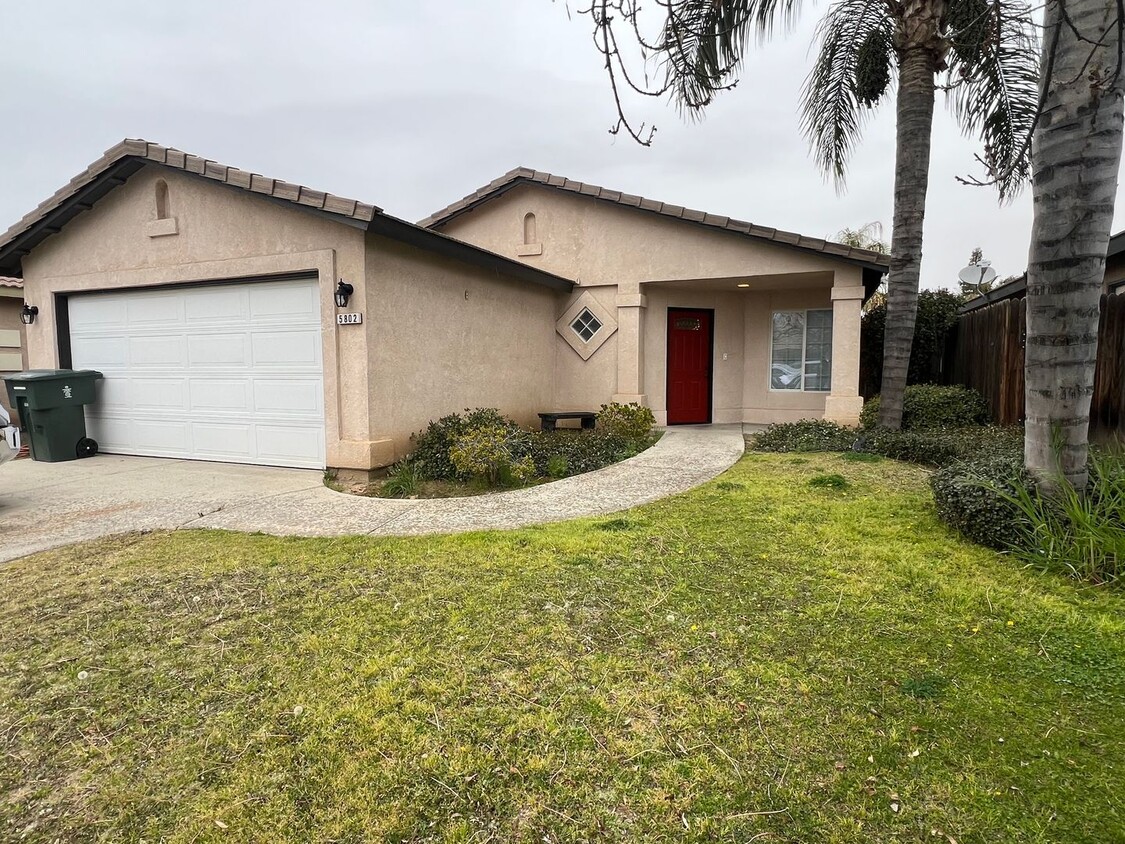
top-left (613, 292), bottom-right (647, 405)
top-left (823, 283), bottom-right (865, 425)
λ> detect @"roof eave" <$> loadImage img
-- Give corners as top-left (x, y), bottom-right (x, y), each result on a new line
top-left (368, 213), bottom-right (575, 292)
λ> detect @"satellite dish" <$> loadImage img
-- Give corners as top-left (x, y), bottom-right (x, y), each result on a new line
top-left (958, 261), bottom-right (998, 289)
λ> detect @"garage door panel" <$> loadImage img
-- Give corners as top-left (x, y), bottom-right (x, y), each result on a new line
top-left (71, 336), bottom-right (127, 368)
top-left (131, 378), bottom-right (188, 411)
top-left (188, 378), bottom-right (252, 413)
top-left (186, 287), bottom-right (248, 323)
top-left (130, 419), bottom-right (191, 452)
top-left (128, 335), bottom-right (186, 367)
top-left (126, 295), bottom-right (183, 325)
top-left (257, 425), bottom-right (324, 465)
top-left (254, 380), bottom-right (322, 415)
top-left (192, 423), bottom-right (253, 458)
top-left (251, 330), bottom-right (321, 367)
top-left (249, 282), bottom-right (319, 320)
top-left (70, 277), bottom-right (325, 469)
top-left (187, 333), bottom-right (251, 367)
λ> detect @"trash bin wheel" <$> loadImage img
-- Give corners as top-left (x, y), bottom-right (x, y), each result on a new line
top-left (76, 437), bottom-right (99, 459)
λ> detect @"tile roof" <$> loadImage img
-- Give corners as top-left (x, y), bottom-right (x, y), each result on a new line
top-left (420, 167), bottom-right (891, 271)
top-left (0, 277), bottom-right (22, 288)
top-left (0, 139), bottom-right (380, 254)
top-left (0, 141), bottom-right (574, 292)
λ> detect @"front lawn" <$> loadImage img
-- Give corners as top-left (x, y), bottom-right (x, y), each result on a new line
top-left (3, 454), bottom-right (1124, 842)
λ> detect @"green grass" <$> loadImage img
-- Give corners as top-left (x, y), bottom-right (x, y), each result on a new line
top-left (3, 453), bottom-right (1124, 842)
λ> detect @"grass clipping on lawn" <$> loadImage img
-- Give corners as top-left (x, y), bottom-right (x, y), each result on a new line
top-left (3, 454), bottom-right (1125, 842)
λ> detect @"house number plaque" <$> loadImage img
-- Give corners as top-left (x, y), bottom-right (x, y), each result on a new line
top-left (336, 313), bottom-right (363, 325)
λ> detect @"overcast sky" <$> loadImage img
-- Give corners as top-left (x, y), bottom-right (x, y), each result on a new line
top-left (2, 1), bottom-right (1121, 289)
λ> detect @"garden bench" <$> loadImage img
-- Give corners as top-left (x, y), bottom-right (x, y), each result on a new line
top-left (538, 411), bottom-right (597, 432)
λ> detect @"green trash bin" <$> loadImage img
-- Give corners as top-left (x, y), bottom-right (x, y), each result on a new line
top-left (3, 369), bottom-right (104, 462)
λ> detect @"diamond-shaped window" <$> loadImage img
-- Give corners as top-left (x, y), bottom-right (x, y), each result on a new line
top-left (570, 308), bottom-right (603, 343)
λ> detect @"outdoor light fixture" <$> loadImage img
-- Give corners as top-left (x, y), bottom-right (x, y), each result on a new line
top-left (19, 304), bottom-right (38, 325)
top-left (334, 281), bottom-right (354, 309)
top-left (737, 283), bottom-right (750, 288)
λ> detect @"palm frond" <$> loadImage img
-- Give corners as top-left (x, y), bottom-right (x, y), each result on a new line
top-left (948, 0), bottom-right (1041, 200)
top-left (800, 0), bottom-right (896, 186)
top-left (658, 0), bottom-right (808, 114)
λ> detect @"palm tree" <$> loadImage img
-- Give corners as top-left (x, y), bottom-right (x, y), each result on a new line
top-left (1024, 0), bottom-right (1125, 490)
top-left (584, 0), bottom-right (1040, 428)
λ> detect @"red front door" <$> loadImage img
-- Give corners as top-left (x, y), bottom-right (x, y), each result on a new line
top-left (666, 309), bottom-right (713, 424)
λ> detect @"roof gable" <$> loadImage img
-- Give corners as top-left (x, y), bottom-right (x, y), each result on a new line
top-left (420, 168), bottom-right (891, 273)
top-left (0, 141), bottom-right (573, 292)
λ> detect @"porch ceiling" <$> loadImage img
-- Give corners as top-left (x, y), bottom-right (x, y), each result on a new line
top-left (642, 271), bottom-right (835, 293)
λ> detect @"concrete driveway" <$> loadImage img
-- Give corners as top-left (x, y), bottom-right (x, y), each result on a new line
top-left (0, 425), bottom-right (745, 563)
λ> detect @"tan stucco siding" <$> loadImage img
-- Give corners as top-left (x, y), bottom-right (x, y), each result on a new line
top-left (365, 235), bottom-right (561, 459)
top-left (436, 184), bottom-right (854, 287)
top-left (18, 165), bottom-right (371, 469)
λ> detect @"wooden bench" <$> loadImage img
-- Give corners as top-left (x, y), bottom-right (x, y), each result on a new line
top-left (538, 411), bottom-right (597, 432)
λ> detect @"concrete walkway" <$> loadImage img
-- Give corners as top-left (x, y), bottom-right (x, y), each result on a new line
top-left (0, 425), bottom-right (744, 563)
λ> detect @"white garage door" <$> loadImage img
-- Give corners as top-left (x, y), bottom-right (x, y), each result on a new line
top-left (69, 276), bottom-right (325, 469)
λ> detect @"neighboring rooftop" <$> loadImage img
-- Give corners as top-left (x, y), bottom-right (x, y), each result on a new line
top-left (0, 141), bottom-right (574, 291)
top-left (420, 167), bottom-right (892, 273)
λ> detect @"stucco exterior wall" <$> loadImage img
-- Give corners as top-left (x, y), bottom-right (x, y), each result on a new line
top-left (17, 165), bottom-right (372, 469)
top-left (364, 235), bottom-right (561, 461)
top-left (436, 184), bottom-right (855, 287)
top-left (436, 182), bottom-right (868, 425)
top-left (0, 293), bottom-right (26, 422)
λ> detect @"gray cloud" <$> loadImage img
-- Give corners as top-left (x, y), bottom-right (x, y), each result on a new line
top-left (2, 1), bottom-right (1118, 290)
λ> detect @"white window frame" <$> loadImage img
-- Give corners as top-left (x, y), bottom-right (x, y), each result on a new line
top-left (768, 308), bottom-right (834, 393)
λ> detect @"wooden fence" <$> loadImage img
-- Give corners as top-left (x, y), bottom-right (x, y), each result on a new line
top-left (943, 292), bottom-right (1125, 432)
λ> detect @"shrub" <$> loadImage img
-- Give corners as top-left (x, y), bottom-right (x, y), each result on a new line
top-left (754, 420), bottom-right (856, 453)
top-left (450, 421), bottom-right (533, 487)
top-left (861, 385), bottom-right (990, 430)
top-left (597, 402), bottom-right (656, 444)
top-left (411, 408), bottom-right (519, 480)
top-left (930, 455), bottom-right (1031, 550)
top-left (546, 454), bottom-right (570, 479)
top-left (860, 426), bottom-right (1022, 467)
top-left (1003, 453), bottom-right (1125, 585)
top-left (382, 460), bottom-right (422, 498)
top-left (860, 288), bottom-right (965, 394)
top-left (519, 429), bottom-right (633, 477)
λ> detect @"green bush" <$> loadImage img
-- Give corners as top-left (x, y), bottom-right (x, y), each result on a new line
top-left (1003, 454), bottom-right (1125, 585)
top-left (519, 429), bottom-right (633, 477)
top-left (597, 402), bottom-right (656, 443)
top-left (930, 455), bottom-right (1031, 550)
top-left (861, 385), bottom-right (990, 430)
top-left (860, 288), bottom-right (965, 394)
top-left (410, 409), bottom-right (519, 480)
top-left (754, 420), bottom-right (856, 453)
top-left (449, 419), bottom-right (534, 488)
top-left (860, 426), bottom-right (1022, 467)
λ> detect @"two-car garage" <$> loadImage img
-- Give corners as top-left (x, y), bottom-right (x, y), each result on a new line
top-left (66, 276), bottom-right (326, 469)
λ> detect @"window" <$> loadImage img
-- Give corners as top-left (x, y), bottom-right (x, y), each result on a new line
top-left (570, 308), bottom-right (603, 342)
top-left (770, 309), bottom-right (833, 391)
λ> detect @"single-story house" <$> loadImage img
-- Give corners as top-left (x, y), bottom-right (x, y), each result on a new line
top-left (0, 277), bottom-right (27, 423)
top-left (0, 140), bottom-right (887, 476)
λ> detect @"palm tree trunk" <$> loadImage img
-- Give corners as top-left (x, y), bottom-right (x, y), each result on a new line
top-left (1025, 0), bottom-right (1125, 491)
top-left (877, 45), bottom-right (938, 429)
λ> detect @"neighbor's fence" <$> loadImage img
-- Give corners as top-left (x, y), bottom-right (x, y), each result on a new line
top-left (943, 292), bottom-right (1125, 433)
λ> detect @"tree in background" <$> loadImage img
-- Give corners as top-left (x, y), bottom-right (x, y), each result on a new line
top-left (860, 289), bottom-right (965, 397)
top-left (837, 222), bottom-right (889, 254)
top-left (1024, 0), bottom-right (1125, 490)
top-left (581, 0), bottom-right (1040, 430)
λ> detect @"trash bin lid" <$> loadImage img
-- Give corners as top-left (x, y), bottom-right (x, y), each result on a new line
top-left (3, 369), bottom-right (103, 382)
